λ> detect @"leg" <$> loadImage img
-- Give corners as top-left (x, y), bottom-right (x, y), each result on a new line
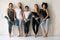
top-left (45, 19), bottom-right (49, 36)
top-left (19, 20), bottom-right (23, 36)
top-left (16, 19), bottom-right (21, 37)
top-left (26, 21), bottom-right (30, 34)
top-left (32, 18), bottom-right (36, 34)
top-left (35, 19), bottom-right (40, 35)
top-left (8, 21), bottom-right (13, 37)
top-left (23, 21), bottom-right (28, 36)
top-left (35, 24), bottom-right (39, 35)
top-left (32, 18), bottom-right (36, 37)
top-left (40, 21), bottom-right (47, 37)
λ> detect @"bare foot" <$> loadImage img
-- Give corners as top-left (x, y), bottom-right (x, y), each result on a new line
top-left (18, 35), bottom-right (21, 37)
top-left (34, 34), bottom-right (36, 38)
top-left (9, 34), bottom-right (11, 38)
top-left (43, 30), bottom-right (47, 37)
top-left (25, 34), bottom-right (27, 37)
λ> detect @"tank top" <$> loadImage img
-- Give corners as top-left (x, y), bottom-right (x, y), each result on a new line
top-left (24, 11), bottom-right (31, 19)
top-left (40, 9), bottom-right (50, 19)
top-left (15, 8), bottom-right (22, 20)
top-left (8, 8), bottom-right (14, 21)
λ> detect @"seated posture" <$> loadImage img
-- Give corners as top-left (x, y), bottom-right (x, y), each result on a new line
top-left (23, 6), bottom-right (31, 37)
top-left (31, 4), bottom-right (40, 37)
top-left (40, 2), bottom-right (50, 37)
top-left (15, 2), bottom-right (23, 37)
top-left (6, 3), bottom-right (16, 37)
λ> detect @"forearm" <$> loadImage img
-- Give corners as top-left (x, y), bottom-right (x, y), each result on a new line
top-left (44, 15), bottom-right (48, 20)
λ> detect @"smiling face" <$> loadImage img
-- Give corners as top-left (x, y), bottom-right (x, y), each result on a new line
top-left (34, 4), bottom-right (39, 12)
top-left (25, 6), bottom-right (29, 11)
top-left (18, 2), bottom-right (21, 8)
top-left (42, 4), bottom-right (46, 9)
top-left (34, 4), bottom-right (38, 10)
top-left (9, 3), bottom-right (13, 9)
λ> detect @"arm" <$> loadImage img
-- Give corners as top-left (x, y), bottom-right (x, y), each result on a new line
top-left (21, 11), bottom-right (24, 20)
top-left (14, 9), bottom-right (16, 20)
top-left (43, 9), bottom-right (48, 21)
top-left (6, 8), bottom-right (10, 21)
top-left (35, 13), bottom-right (40, 20)
top-left (23, 12), bottom-right (27, 21)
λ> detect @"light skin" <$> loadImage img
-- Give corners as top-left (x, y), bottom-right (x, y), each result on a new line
top-left (23, 7), bottom-right (30, 22)
top-left (17, 2), bottom-right (23, 37)
top-left (23, 7), bottom-right (30, 37)
top-left (7, 3), bottom-right (16, 37)
top-left (33, 4), bottom-right (40, 20)
top-left (33, 4), bottom-right (40, 37)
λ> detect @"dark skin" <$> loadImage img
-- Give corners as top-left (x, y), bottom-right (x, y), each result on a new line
top-left (42, 5), bottom-right (48, 22)
top-left (42, 4), bottom-right (49, 37)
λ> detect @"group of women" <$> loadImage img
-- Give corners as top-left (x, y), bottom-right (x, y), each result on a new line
top-left (6, 2), bottom-right (50, 37)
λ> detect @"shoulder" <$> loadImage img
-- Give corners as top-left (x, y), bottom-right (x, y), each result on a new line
top-left (12, 8), bottom-right (15, 11)
top-left (45, 9), bottom-right (48, 11)
top-left (45, 9), bottom-right (48, 13)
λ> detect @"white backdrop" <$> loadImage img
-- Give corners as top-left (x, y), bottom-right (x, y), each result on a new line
top-left (0, 0), bottom-right (60, 36)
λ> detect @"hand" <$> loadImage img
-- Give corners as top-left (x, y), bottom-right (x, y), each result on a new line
top-left (27, 19), bottom-right (30, 21)
top-left (35, 18), bottom-right (38, 20)
top-left (42, 19), bottom-right (45, 22)
top-left (32, 15), bottom-right (35, 18)
top-left (14, 18), bottom-right (16, 21)
top-left (24, 19), bottom-right (27, 22)
top-left (8, 19), bottom-right (10, 21)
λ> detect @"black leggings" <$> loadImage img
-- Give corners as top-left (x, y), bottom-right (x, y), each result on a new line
top-left (8, 21), bottom-right (15, 34)
top-left (32, 18), bottom-right (40, 35)
top-left (23, 21), bottom-right (30, 34)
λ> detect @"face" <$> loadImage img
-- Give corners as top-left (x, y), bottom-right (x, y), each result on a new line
top-left (34, 4), bottom-right (38, 9)
top-left (42, 4), bottom-right (46, 9)
top-left (9, 4), bottom-right (13, 9)
top-left (25, 7), bottom-right (29, 11)
top-left (18, 3), bottom-right (21, 8)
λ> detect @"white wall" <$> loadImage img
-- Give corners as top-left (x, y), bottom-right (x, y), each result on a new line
top-left (0, 0), bottom-right (60, 36)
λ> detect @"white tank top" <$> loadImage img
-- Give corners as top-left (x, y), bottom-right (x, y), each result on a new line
top-left (15, 8), bottom-right (22, 20)
top-left (24, 11), bottom-right (31, 19)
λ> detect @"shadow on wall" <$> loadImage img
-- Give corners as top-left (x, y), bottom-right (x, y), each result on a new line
top-left (48, 3), bottom-right (55, 36)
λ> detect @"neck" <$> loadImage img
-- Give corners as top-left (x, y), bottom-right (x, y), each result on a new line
top-left (9, 8), bottom-right (13, 10)
top-left (25, 10), bottom-right (29, 12)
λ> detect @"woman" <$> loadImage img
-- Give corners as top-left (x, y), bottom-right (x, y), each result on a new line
top-left (40, 2), bottom-right (50, 37)
top-left (23, 6), bottom-right (31, 37)
top-left (31, 4), bottom-right (40, 37)
top-left (6, 3), bottom-right (16, 37)
top-left (15, 2), bottom-right (23, 37)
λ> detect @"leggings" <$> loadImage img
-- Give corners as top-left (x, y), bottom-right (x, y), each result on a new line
top-left (15, 19), bottom-right (23, 30)
top-left (32, 18), bottom-right (40, 34)
top-left (23, 21), bottom-right (30, 34)
top-left (40, 19), bottom-right (49, 33)
top-left (8, 21), bottom-right (15, 34)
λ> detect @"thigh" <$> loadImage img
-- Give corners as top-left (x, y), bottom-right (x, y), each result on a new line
top-left (8, 21), bottom-right (13, 29)
top-left (15, 19), bottom-right (19, 26)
